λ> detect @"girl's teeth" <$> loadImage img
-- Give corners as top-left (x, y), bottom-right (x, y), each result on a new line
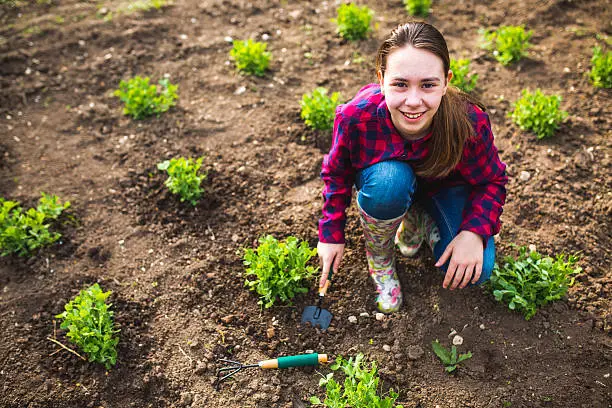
top-left (404, 113), bottom-right (422, 119)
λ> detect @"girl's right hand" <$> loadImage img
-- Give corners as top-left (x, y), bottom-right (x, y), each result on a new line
top-left (317, 241), bottom-right (345, 289)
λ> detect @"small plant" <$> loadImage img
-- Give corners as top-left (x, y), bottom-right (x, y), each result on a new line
top-left (55, 283), bottom-right (120, 369)
top-left (509, 89), bottom-right (568, 139)
top-left (310, 353), bottom-right (403, 407)
top-left (450, 58), bottom-right (478, 93)
top-left (589, 46), bottom-right (612, 88)
top-left (157, 157), bottom-right (206, 206)
top-left (243, 235), bottom-right (317, 308)
top-left (0, 193), bottom-right (70, 257)
top-left (480, 25), bottom-right (533, 65)
top-left (431, 340), bottom-right (472, 373)
top-left (300, 88), bottom-right (341, 131)
top-left (403, 0), bottom-right (430, 17)
top-left (230, 39), bottom-right (271, 77)
top-left (489, 246), bottom-right (581, 320)
top-left (114, 76), bottom-right (178, 120)
top-left (333, 3), bottom-right (374, 41)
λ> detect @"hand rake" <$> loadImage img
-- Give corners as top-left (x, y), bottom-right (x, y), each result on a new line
top-left (214, 353), bottom-right (328, 390)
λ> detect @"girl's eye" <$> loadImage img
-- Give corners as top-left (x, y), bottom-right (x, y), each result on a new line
top-left (422, 83), bottom-right (436, 89)
top-left (392, 82), bottom-right (407, 88)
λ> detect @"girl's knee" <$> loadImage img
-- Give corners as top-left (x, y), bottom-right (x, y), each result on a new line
top-left (357, 161), bottom-right (416, 219)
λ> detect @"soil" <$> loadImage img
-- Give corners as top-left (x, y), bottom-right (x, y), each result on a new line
top-left (0, 0), bottom-right (611, 407)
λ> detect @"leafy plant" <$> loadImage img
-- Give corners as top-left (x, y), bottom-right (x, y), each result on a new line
top-left (431, 340), bottom-right (472, 373)
top-left (157, 157), bottom-right (206, 206)
top-left (310, 353), bottom-right (403, 408)
top-left (300, 87), bottom-right (341, 131)
top-left (509, 89), bottom-right (568, 139)
top-left (243, 235), bottom-right (317, 308)
top-left (589, 46), bottom-right (612, 88)
top-left (403, 0), bottom-right (430, 17)
top-left (0, 193), bottom-right (70, 257)
top-left (480, 25), bottom-right (533, 65)
top-left (55, 283), bottom-right (120, 369)
top-left (114, 76), bottom-right (178, 120)
top-left (450, 58), bottom-right (478, 93)
top-left (230, 39), bottom-right (271, 77)
top-left (489, 246), bottom-right (581, 320)
top-left (333, 3), bottom-right (374, 41)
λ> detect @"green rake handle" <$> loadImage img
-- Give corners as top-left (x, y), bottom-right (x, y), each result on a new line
top-left (259, 353), bottom-right (328, 369)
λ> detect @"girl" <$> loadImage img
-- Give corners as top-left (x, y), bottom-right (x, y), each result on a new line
top-left (317, 22), bottom-right (508, 313)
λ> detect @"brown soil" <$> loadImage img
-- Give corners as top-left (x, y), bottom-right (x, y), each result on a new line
top-left (1, 0), bottom-right (610, 407)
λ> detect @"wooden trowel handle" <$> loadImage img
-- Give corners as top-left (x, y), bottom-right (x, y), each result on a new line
top-left (318, 269), bottom-right (333, 296)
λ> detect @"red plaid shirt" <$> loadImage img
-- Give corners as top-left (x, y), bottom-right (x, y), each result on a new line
top-left (319, 83), bottom-right (508, 244)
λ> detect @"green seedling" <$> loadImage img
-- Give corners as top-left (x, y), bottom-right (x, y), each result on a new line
top-left (55, 283), bottom-right (120, 369)
top-left (114, 76), bottom-right (178, 120)
top-left (509, 88), bottom-right (568, 139)
top-left (431, 340), bottom-right (472, 373)
top-left (157, 157), bottom-right (206, 206)
top-left (310, 353), bottom-right (403, 407)
top-left (489, 246), bottom-right (581, 320)
top-left (243, 235), bottom-right (317, 308)
top-left (230, 39), bottom-right (271, 77)
top-left (450, 58), bottom-right (478, 93)
top-left (333, 3), bottom-right (374, 41)
top-left (589, 46), bottom-right (611, 88)
top-left (0, 193), bottom-right (70, 257)
top-left (300, 87), bottom-right (341, 131)
top-left (480, 25), bottom-right (533, 65)
top-left (403, 0), bottom-right (430, 17)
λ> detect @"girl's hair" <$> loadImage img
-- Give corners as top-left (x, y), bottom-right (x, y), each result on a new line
top-left (376, 22), bottom-right (485, 178)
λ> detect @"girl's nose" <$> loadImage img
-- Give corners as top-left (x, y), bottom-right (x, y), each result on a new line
top-left (403, 88), bottom-right (421, 107)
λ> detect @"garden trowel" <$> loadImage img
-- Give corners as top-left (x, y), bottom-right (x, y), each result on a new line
top-left (301, 270), bottom-right (332, 330)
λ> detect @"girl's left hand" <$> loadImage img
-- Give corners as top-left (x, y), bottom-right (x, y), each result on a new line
top-left (435, 230), bottom-right (483, 290)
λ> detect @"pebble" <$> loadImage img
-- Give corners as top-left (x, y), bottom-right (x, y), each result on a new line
top-left (375, 313), bottom-right (385, 321)
top-left (359, 312), bottom-right (369, 317)
top-left (305, 349), bottom-right (314, 354)
top-left (452, 335), bottom-right (464, 346)
top-left (407, 345), bottom-right (424, 360)
top-left (519, 171), bottom-right (531, 181)
top-left (234, 86), bottom-right (246, 95)
top-left (383, 344), bottom-right (391, 352)
top-left (223, 36), bottom-right (233, 43)
top-left (348, 316), bottom-right (357, 324)
top-left (266, 327), bottom-right (275, 338)
top-left (479, 324), bottom-right (485, 330)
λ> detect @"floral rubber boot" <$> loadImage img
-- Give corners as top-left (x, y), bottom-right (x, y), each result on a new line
top-left (357, 201), bottom-right (405, 313)
top-left (395, 203), bottom-right (441, 257)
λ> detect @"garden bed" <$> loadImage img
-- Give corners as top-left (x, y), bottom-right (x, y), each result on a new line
top-left (0, 0), bottom-right (610, 407)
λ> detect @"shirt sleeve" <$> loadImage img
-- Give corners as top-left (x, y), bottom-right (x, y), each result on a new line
top-left (457, 111), bottom-right (508, 242)
top-left (318, 110), bottom-right (355, 244)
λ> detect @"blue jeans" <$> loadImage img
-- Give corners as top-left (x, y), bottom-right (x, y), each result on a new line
top-left (355, 160), bottom-right (495, 284)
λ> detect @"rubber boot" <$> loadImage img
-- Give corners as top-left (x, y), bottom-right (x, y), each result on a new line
top-left (357, 201), bottom-right (404, 313)
top-left (395, 203), bottom-right (441, 256)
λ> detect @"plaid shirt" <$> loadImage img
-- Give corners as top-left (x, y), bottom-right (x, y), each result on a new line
top-left (319, 83), bottom-right (508, 244)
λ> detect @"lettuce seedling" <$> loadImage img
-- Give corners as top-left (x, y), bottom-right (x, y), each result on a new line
top-left (243, 235), bottom-right (317, 308)
top-left (0, 193), bottom-right (70, 257)
top-left (333, 3), bottom-right (374, 41)
top-left (55, 283), bottom-right (120, 369)
top-left (230, 39), bottom-right (271, 77)
top-left (450, 58), bottom-right (478, 93)
top-left (157, 157), bottom-right (206, 206)
top-left (300, 87), bottom-right (341, 131)
top-left (489, 246), bottom-right (581, 320)
top-left (509, 89), bottom-right (568, 139)
top-left (403, 0), bottom-right (430, 17)
top-left (589, 46), bottom-right (611, 88)
top-left (310, 353), bottom-right (404, 408)
top-left (114, 76), bottom-right (178, 120)
top-left (431, 340), bottom-right (472, 373)
top-left (480, 25), bottom-right (533, 65)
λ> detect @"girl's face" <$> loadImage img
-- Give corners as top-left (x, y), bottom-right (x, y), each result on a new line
top-left (378, 45), bottom-right (452, 140)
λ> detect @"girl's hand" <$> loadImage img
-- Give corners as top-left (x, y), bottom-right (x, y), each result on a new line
top-left (317, 241), bottom-right (345, 289)
top-left (435, 230), bottom-right (483, 290)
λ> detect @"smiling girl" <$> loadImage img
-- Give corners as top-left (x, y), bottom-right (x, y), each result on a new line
top-left (317, 22), bottom-right (508, 313)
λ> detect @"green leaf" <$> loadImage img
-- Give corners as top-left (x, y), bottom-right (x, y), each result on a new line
top-left (431, 340), bottom-right (451, 364)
